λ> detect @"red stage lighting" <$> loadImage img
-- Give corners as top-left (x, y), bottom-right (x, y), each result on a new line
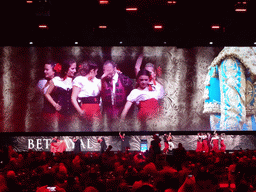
top-left (211, 25), bottom-right (220, 29)
top-left (38, 25), bottom-right (48, 29)
top-left (235, 8), bottom-right (247, 12)
top-left (167, 1), bottom-right (177, 4)
top-left (99, 0), bottom-right (109, 4)
top-left (154, 25), bottom-right (163, 29)
top-left (26, 0), bottom-right (33, 3)
top-left (99, 25), bottom-right (107, 29)
top-left (126, 8), bottom-right (138, 11)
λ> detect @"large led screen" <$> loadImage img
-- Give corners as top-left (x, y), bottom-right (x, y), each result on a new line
top-left (1, 46), bottom-right (255, 132)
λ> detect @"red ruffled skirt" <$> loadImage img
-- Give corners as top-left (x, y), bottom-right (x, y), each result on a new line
top-left (138, 98), bottom-right (160, 121)
top-left (196, 141), bottom-right (203, 152)
top-left (220, 140), bottom-right (226, 152)
top-left (202, 140), bottom-right (209, 152)
top-left (212, 140), bottom-right (219, 152)
top-left (81, 104), bottom-right (102, 121)
top-left (51, 141), bottom-right (67, 153)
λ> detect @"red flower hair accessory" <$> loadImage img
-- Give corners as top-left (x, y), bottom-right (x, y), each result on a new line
top-left (157, 66), bottom-right (162, 77)
top-left (54, 63), bottom-right (62, 73)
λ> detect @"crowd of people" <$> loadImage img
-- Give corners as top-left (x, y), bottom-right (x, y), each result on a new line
top-left (37, 56), bottom-right (165, 131)
top-left (0, 139), bottom-right (256, 192)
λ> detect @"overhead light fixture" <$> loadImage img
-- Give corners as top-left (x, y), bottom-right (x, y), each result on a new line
top-left (29, 42), bottom-right (33, 45)
top-left (38, 24), bottom-right (48, 29)
top-left (126, 8), bottom-right (138, 11)
top-left (154, 25), bottom-right (163, 29)
top-left (99, 0), bottom-right (108, 4)
top-left (99, 25), bottom-right (107, 29)
top-left (26, 0), bottom-right (33, 3)
top-left (75, 42), bottom-right (78, 45)
top-left (167, 1), bottom-right (177, 4)
top-left (209, 42), bottom-right (213, 45)
top-left (211, 25), bottom-right (220, 29)
top-left (235, 8), bottom-right (247, 12)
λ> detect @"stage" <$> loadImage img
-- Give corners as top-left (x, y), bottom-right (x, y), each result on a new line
top-left (1, 132), bottom-right (255, 152)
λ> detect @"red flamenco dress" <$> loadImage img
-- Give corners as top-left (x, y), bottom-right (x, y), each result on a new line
top-left (51, 139), bottom-right (67, 153)
top-left (196, 138), bottom-right (203, 152)
top-left (137, 98), bottom-right (160, 121)
top-left (202, 139), bottom-right (209, 152)
top-left (220, 139), bottom-right (226, 152)
top-left (212, 139), bottom-right (219, 153)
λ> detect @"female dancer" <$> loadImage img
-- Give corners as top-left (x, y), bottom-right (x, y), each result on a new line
top-left (196, 133), bottom-right (203, 152)
top-left (37, 62), bottom-right (59, 114)
top-left (119, 132), bottom-right (130, 152)
top-left (163, 134), bottom-right (169, 154)
top-left (220, 133), bottom-right (226, 152)
top-left (71, 61), bottom-right (101, 122)
top-left (211, 132), bottom-right (219, 152)
top-left (51, 136), bottom-right (67, 153)
top-left (121, 69), bottom-right (162, 121)
top-left (202, 133), bottom-right (209, 152)
top-left (135, 55), bottom-right (165, 100)
top-left (45, 59), bottom-right (77, 129)
top-left (168, 132), bottom-right (174, 151)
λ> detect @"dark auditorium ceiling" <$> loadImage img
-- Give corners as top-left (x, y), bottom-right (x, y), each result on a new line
top-left (1, 0), bottom-right (255, 46)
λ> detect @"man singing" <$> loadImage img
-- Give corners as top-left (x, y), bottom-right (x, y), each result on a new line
top-left (101, 60), bottom-right (133, 122)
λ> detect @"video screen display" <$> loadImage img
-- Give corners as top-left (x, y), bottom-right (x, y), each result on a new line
top-left (0, 46), bottom-right (255, 132)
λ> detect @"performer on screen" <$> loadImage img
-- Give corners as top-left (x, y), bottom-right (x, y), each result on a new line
top-left (98, 137), bottom-right (107, 154)
top-left (71, 61), bottom-right (101, 124)
top-left (73, 137), bottom-right (81, 154)
top-left (45, 59), bottom-right (77, 129)
top-left (211, 132), bottom-right (219, 153)
top-left (196, 133), bottom-right (203, 152)
top-left (220, 133), bottom-right (226, 152)
top-left (50, 136), bottom-right (67, 153)
top-left (121, 69), bottom-right (163, 122)
top-left (37, 62), bottom-right (60, 123)
top-left (119, 132), bottom-right (130, 153)
top-left (101, 60), bottom-right (133, 121)
top-left (135, 54), bottom-right (165, 103)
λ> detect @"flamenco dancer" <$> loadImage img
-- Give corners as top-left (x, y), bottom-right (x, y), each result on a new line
top-left (135, 54), bottom-right (165, 101)
top-left (211, 132), bottom-right (219, 153)
top-left (37, 61), bottom-right (60, 131)
top-left (202, 133), bottom-right (209, 152)
top-left (163, 133), bottom-right (169, 154)
top-left (71, 61), bottom-right (101, 130)
top-left (220, 133), bottom-right (226, 152)
top-left (51, 136), bottom-right (67, 154)
top-left (121, 69), bottom-right (162, 123)
top-left (207, 132), bottom-right (212, 152)
top-left (196, 133), bottom-right (203, 152)
top-left (45, 59), bottom-right (77, 131)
